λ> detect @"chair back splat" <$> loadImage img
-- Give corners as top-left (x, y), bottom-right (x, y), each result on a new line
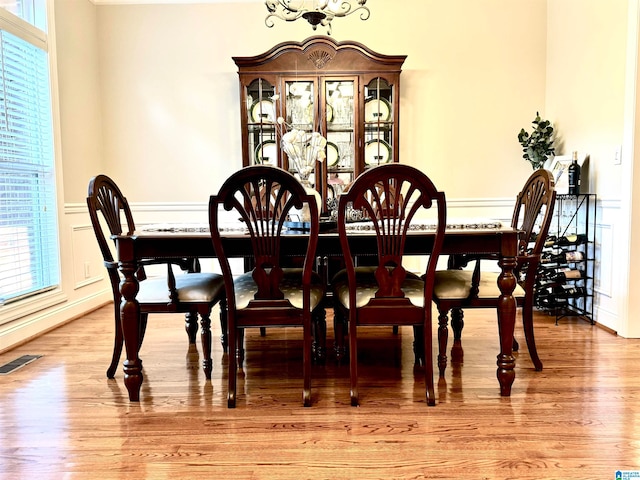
top-left (332, 163), bottom-right (447, 406)
top-left (209, 165), bottom-right (326, 407)
top-left (514, 169), bottom-right (557, 258)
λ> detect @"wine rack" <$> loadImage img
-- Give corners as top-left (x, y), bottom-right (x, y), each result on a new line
top-left (535, 193), bottom-right (596, 324)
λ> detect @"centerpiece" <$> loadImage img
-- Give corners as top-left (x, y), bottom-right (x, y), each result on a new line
top-left (272, 95), bottom-right (327, 223)
top-left (271, 94), bottom-right (327, 186)
top-left (517, 112), bottom-right (555, 170)
top-left (277, 118), bottom-right (327, 187)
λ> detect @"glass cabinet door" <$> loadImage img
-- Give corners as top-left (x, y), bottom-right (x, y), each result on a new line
top-left (284, 80), bottom-right (315, 130)
top-left (324, 78), bottom-right (355, 199)
top-left (363, 77), bottom-right (394, 168)
top-left (246, 78), bottom-right (277, 166)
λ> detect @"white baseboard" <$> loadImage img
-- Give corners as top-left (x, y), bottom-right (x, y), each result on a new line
top-left (0, 292), bottom-right (111, 354)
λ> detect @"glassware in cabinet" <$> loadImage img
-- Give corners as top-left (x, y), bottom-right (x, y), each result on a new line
top-left (245, 78), bottom-right (277, 166)
top-left (324, 78), bottom-right (356, 195)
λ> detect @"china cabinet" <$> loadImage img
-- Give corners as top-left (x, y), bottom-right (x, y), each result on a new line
top-left (233, 36), bottom-right (406, 213)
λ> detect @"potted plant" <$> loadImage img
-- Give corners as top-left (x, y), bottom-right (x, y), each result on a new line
top-left (518, 112), bottom-right (555, 170)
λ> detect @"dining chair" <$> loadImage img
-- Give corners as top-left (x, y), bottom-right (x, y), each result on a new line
top-left (87, 174), bottom-right (227, 380)
top-left (432, 168), bottom-right (556, 374)
top-left (209, 165), bottom-right (326, 407)
top-left (331, 163), bottom-right (447, 406)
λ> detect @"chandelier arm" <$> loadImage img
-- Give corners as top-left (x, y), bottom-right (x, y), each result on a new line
top-left (264, 0), bottom-right (302, 11)
top-left (331, 2), bottom-right (370, 19)
top-left (265, 12), bottom-right (307, 26)
top-left (356, 6), bottom-right (371, 21)
top-left (317, 17), bottom-right (332, 35)
top-left (280, 0), bottom-right (304, 13)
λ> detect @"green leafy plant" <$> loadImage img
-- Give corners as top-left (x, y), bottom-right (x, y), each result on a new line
top-left (518, 112), bottom-right (555, 170)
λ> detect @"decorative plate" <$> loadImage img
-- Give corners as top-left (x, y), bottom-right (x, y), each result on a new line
top-left (304, 103), bottom-right (334, 124)
top-left (254, 140), bottom-right (278, 165)
top-left (326, 141), bottom-right (340, 167)
top-left (364, 139), bottom-right (392, 165)
top-left (250, 99), bottom-right (275, 123)
top-left (364, 97), bottom-right (391, 123)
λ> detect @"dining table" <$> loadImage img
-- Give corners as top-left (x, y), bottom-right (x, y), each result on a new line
top-left (113, 221), bottom-right (521, 402)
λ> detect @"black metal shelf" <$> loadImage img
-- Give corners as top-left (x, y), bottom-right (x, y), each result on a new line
top-left (535, 193), bottom-right (596, 324)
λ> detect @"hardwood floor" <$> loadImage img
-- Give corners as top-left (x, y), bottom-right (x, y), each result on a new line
top-left (1, 304), bottom-right (639, 479)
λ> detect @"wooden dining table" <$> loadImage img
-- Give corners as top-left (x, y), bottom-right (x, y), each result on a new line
top-left (114, 223), bottom-right (520, 402)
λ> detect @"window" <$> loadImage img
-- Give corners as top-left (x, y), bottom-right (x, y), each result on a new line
top-left (0, 3), bottom-right (59, 305)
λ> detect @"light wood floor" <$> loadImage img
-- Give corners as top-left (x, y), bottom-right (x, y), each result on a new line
top-left (0, 304), bottom-right (638, 479)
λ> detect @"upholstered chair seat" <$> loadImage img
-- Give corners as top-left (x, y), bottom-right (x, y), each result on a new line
top-left (433, 269), bottom-right (526, 301)
top-left (233, 268), bottom-right (325, 310)
top-left (137, 272), bottom-right (226, 304)
top-left (333, 266), bottom-right (426, 309)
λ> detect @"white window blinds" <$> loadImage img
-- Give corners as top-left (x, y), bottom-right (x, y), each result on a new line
top-left (0, 6), bottom-right (59, 305)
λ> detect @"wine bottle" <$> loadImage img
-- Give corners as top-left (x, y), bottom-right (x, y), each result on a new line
top-left (537, 267), bottom-right (560, 282)
top-left (568, 151), bottom-right (581, 195)
top-left (535, 280), bottom-right (550, 290)
top-left (544, 235), bottom-right (557, 247)
top-left (530, 232), bottom-right (555, 243)
top-left (538, 267), bottom-right (585, 282)
top-left (553, 269), bottom-right (585, 282)
top-left (541, 250), bottom-right (584, 264)
top-left (564, 250), bottom-right (585, 262)
top-left (553, 285), bottom-right (587, 298)
top-left (556, 234), bottom-right (587, 246)
top-left (535, 285), bottom-right (554, 299)
top-left (538, 295), bottom-right (569, 309)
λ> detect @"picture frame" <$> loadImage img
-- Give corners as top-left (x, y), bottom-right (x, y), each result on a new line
top-left (548, 153), bottom-right (587, 194)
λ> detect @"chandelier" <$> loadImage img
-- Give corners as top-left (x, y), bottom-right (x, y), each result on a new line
top-left (265, 0), bottom-right (370, 35)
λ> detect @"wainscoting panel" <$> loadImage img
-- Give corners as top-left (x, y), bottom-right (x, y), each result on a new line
top-left (594, 199), bottom-right (619, 333)
top-left (71, 224), bottom-right (104, 290)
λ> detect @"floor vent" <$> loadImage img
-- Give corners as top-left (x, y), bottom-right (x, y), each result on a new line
top-left (0, 355), bottom-right (42, 375)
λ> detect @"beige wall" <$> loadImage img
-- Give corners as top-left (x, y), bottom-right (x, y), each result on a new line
top-left (84, 0), bottom-right (548, 204)
top-left (546, 0), bottom-right (627, 197)
top-left (55, 0), bottom-right (104, 201)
